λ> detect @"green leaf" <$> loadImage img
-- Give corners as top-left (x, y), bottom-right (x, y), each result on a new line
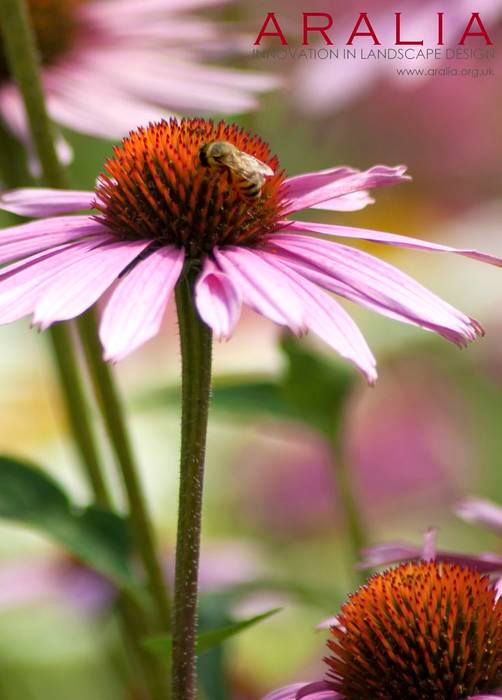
top-left (135, 336), bottom-right (358, 438)
top-left (279, 334), bottom-right (357, 435)
top-left (144, 608), bottom-right (281, 659)
top-left (136, 375), bottom-right (293, 420)
top-left (0, 455), bottom-right (134, 588)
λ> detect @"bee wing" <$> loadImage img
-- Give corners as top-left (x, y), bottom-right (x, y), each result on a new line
top-left (237, 152), bottom-right (275, 179)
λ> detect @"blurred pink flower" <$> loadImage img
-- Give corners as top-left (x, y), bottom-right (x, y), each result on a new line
top-left (234, 425), bottom-right (334, 537)
top-left (0, 0), bottom-right (277, 161)
top-left (0, 555), bottom-right (114, 613)
top-left (1, 118), bottom-right (501, 378)
top-left (346, 359), bottom-right (474, 518)
top-left (234, 361), bottom-right (473, 536)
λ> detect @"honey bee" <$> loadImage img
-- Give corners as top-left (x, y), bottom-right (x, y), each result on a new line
top-left (199, 140), bottom-right (274, 201)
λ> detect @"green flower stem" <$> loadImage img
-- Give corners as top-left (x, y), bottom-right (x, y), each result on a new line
top-left (172, 272), bottom-right (213, 700)
top-left (48, 324), bottom-right (111, 503)
top-left (0, 0), bottom-right (67, 188)
top-left (78, 309), bottom-right (172, 632)
top-left (328, 434), bottom-right (367, 587)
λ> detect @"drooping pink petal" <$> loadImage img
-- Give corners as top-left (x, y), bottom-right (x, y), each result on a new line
top-left (455, 498), bottom-right (502, 536)
top-left (45, 70), bottom-right (170, 141)
top-left (0, 235), bottom-right (113, 323)
top-left (214, 247), bottom-right (306, 335)
top-left (194, 258), bottom-right (242, 341)
top-left (311, 190), bottom-right (375, 212)
top-left (261, 684), bottom-right (309, 700)
top-left (99, 246), bottom-right (184, 362)
top-left (0, 216), bottom-right (107, 265)
top-left (281, 166), bottom-right (357, 201)
top-left (283, 220), bottom-right (502, 268)
top-left (0, 83), bottom-right (72, 174)
top-left (268, 235), bottom-right (481, 347)
top-left (261, 251), bottom-right (377, 383)
top-left (280, 165), bottom-right (410, 215)
top-left (81, 50), bottom-right (275, 115)
top-left (358, 540), bottom-right (502, 574)
top-left (0, 189), bottom-right (94, 217)
top-left (32, 240), bottom-right (151, 329)
top-left (297, 681), bottom-right (340, 699)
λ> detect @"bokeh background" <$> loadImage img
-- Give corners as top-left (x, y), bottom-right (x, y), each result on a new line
top-left (0, 1), bottom-right (501, 698)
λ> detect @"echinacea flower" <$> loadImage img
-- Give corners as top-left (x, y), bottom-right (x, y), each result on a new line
top-left (262, 561), bottom-right (502, 700)
top-left (1, 117), bottom-right (501, 379)
top-left (0, 0), bottom-right (276, 163)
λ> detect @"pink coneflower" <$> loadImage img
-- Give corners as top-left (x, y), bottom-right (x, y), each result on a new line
top-left (0, 118), bottom-right (501, 378)
top-left (262, 562), bottom-right (502, 700)
top-left (0, 0), bottom-right (276, 155)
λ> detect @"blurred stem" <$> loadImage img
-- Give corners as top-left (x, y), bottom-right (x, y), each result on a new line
top-left (328, 432), bottom-right (367, 587)
top-left (0, 4), bottom-right (170, 696)
top-left (0, 0), bottom-right (67, 188)
top-left (78, 309), bottom-right (172, 633)
top-left (172, 271), bottom-right (213, 700)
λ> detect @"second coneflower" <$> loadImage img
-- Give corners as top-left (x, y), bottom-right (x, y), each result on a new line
top-left (0, 117), bottom-right (501, 380)
top-left (263, 561), bottom-right (502, 700)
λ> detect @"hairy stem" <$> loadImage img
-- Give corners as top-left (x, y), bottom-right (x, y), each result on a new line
top-left (171, 272), bottom-right (213, 700)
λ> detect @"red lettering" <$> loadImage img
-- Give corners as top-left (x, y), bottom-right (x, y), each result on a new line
top-left (459, 12), bottom-right (493, 45)
top-left (302, 13), bottom-right (334, 45)
top-left (254, 12), bottom-right (287, 46)
top-left (347, 13), bottom-right (381, 45)
top-left (437, 13), bottom-right (445, 46)
top-left (395, 12), bottom-right (423, 45)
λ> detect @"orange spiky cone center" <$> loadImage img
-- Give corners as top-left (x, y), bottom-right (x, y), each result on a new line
top-left (0, 0), bottom-right (81, 80)
top-left (326, 562), bottom-right (502, 699)
top-left (94, 118), bottom-right (286, 259)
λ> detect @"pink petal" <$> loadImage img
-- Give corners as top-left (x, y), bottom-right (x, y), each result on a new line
top-left (0, 236), bottom-right (113, 323)
top-left (297, 682), bottom-right (340, 699)
top-left (262, 684), bottom-right (309, 700)
top-left (194, 258), bottom-right (242, 341)
top-left (269, 234), bottom-right (481, 347)
top-left (261, 251), bottom-right (377, 383)
top-left (0, 216), bottom-right (107, 265)
top-left (0, 83), bottom-right (72, 173)
top-left (280, 165), bottom-right (410, 215)
top-left (358, 541), bottom-right (502, 574)
top-left (455, 498), bottom-right (502, 535)
top-left (99, 246), bottom-right (184, 362)
top-left (214, 247), bottom-right (306, 335)
top-left (32, 240), bottom-right (151, 329)
top-left (0, 189), bottom-right (94, 217)
top-left (421, 528), bottom-right (438, 561)
top-left (311, 190), bottom-right (375, 212)
top-left (284, 220), bottom-right (502, 268)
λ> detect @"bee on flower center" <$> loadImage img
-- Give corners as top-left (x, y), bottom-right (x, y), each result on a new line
top-left (199, 140), bottom-right (274, 202)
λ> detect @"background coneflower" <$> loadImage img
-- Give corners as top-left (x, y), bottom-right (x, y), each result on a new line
top-left (263, 562), bottom-right (502, 700)
top-left (0, 0), bottom-right (277, 163)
